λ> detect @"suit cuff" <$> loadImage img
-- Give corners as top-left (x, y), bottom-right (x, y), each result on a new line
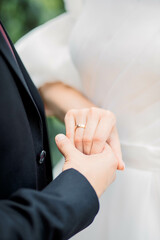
top-left (43, 168), bottom-right (99, 231)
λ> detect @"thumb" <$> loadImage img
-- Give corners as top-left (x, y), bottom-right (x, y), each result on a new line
top-left (102, 143), bottom-right (118, 166)
top-left (55, 134), bottom-right (77, 158)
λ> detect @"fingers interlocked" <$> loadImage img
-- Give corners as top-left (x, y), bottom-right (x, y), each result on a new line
top-left (65, 107), bottom-right (125, 170)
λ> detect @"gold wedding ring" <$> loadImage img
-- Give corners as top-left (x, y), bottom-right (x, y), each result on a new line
top-left (76, 124), bottom-right (86, 129)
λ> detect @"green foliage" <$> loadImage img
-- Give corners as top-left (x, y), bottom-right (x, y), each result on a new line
top-left (0, 0), bottom-right (66, 166)
top-left (47, 117), bottom-right (65, 168)
top-left (0, 0), bottom-right (65, 43)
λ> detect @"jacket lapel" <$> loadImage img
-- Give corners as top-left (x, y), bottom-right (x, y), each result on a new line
top-left (0, 23), bottom-right (44, 141)
top-left (0, 31), bottom-right (35, 102)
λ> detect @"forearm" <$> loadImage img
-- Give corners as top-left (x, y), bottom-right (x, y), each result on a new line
top-left (0, 169), bottom-right (99, 240)
top-left (39, 82), bottom-right (95, 121)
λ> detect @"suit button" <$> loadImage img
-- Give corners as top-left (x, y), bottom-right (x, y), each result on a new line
top-left (39, 150), bottom-right (46, 164)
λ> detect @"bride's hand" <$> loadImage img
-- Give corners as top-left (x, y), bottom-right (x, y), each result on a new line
top-left (64, 107), bottom-right (125, 170)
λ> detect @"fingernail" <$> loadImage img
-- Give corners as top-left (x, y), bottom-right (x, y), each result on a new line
top-left (55, 134), bottom-right (66, 142)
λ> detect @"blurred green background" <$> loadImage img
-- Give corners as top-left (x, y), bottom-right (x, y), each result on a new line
top-left (0, 0), bottom-right (65, 43)
top-left (0, 0), bottom-right (66, 168)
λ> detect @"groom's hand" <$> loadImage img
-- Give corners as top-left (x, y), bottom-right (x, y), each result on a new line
top-left (55, 134), bottom-right (117, 198)
top-left (64, 107), bottom-right (125, 170)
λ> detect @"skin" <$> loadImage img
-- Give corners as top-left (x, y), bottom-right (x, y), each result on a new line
top-left (39, 82), bottom-right (125, 170)
top-left (55, 134), bottom-right (118, 198)
top-left (39, 82), bottom-right (94, 121)
top-left (65, 108), bottom-right (125, 170)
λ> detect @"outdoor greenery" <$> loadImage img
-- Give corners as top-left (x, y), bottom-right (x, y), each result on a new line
top-left (0, 0), bottom-right (65, 43)
top-left (47, 117), bottom-right (65, 167)
top-left (0, 0), bottom-right (66, 167)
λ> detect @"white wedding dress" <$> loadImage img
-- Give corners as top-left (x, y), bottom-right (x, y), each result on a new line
top-left (16, 0), bottom-right (160, 239)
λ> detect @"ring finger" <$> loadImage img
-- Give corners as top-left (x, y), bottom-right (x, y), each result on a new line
top-left (83, 110), bottom-right (100, 155)
top-left (74, 109), bottom-right (88, 152)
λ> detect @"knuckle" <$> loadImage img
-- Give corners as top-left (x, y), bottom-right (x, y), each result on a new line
top-left (89, 107), bottom-right (98, 116)
top-left (83, 137), bottom-right (92, 145)
top-left (82, 108), bottom-right (89, 113)
top-left (90, 107), bottom-right (97, 111)
top-left (75, 136), bottom-right (82, 144)
top-left (77, 108), bottom-right (89, 118)
top-left (93, 135), bottom-right (103, 143)
top-left (65, 109), bottom-right (76, 119)
top-left (106, 110), bottom-right (116, 123)
top-left (106, 110), bottom-right (112, 117)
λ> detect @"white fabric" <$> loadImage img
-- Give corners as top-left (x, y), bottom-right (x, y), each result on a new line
top-left (16, 0), bottom-right (160, 239)
top-left (64, 0), bottom-right (84, 18)
top-left (16, 1), bottom-right (82, 90)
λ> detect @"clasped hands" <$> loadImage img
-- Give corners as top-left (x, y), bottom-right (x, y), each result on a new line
top-left (55, 107), bottom-right (125, 198)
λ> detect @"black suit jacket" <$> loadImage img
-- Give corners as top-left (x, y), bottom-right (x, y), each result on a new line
top-left (0, 22), bottom-right (99, 240)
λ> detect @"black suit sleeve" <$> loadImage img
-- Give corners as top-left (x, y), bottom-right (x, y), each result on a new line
top-left (0, 169), bottom-right (99, 240)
